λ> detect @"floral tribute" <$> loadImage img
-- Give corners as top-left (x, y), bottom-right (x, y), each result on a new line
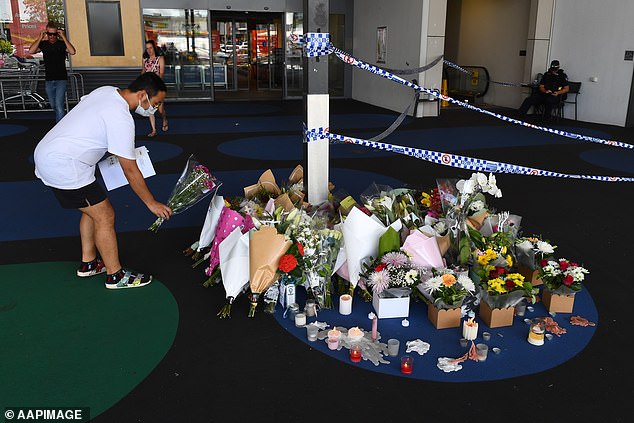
top-left (149, 155), bottom-right (219, 232)
top-left (420, 268), bottom-right (476, 309)
top-left (360, 227), bottom-right (422, 297)
top-left (537, 258), bottom-right (589, 294)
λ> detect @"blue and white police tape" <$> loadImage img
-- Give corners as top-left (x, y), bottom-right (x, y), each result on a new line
top-left (302, 33), bottom-right (634, 150)
top-left (304, 128), bottom-right (634, 182)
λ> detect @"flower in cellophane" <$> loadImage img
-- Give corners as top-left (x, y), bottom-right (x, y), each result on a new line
top-left (149, 154), bottom-right (220, 232)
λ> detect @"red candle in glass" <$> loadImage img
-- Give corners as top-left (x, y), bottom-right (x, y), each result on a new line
top-left (400, 356), bottom-right (413, 374)
top-left (350, 345), bottom-right (362, 362)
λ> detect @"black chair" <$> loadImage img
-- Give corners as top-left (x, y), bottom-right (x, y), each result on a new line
top-left (557, 81), bottom-right (581, 120)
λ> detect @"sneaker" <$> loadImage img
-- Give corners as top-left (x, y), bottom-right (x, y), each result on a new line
top-left (77, 258), bottom-right (106, 277)
top-left (105, 268), bottom-right (153, 290)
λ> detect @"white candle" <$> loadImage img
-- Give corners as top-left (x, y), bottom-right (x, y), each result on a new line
top-left (295, 312), bottom-right (306, 327)
top-left (462, 318), bottom-right (478, 341)
top-left (339, 294), bottom-right (352, 315)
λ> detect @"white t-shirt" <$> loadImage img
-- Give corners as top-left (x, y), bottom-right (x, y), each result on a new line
top-left (34, 86), bottom-right (136, 189)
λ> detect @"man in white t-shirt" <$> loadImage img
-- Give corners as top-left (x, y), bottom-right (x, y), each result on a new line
top-left (34, 72), bottom-right (172, 289)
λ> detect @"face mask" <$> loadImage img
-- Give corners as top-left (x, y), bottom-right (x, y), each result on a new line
top-left (135, 93), bottom-right (158, 117)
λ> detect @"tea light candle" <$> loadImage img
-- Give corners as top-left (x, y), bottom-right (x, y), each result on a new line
top-left (327, 328), bottom-right (341, 340)
top-left (349, 345), bottom-right (362, 362)
top-left (400, 355), bottom-right (414, 374)
top-left (294, 312), bottom-right (306, 327)
top-left (339, 294), bottom-right (352, 315)
top-left (462, 317), bottom-right (478, 341)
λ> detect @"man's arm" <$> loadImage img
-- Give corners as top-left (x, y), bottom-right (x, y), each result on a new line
top-left (28, 32), bottom-right (45, 55)
top-left (119, 156), bottom-right (172, 219)
top-left (57, 30), bottom-right (76, 55)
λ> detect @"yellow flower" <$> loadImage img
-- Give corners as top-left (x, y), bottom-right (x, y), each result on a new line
top-left (505, 255), bottom-right (513, 267)
top-left (420, 192), bottom-right (431, 208)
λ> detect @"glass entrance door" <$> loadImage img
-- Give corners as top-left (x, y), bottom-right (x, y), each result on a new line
top-left (211, 12), bottom-right (282, 99)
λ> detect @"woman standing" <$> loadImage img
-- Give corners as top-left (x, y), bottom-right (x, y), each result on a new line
top-left (141, 40), bottom-right (168, 136)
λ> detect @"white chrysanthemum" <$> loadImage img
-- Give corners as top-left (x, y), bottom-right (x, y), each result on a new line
top-left (423, 276), bottom-right (443, 294)
top-left (536, 240), bottom-right (555, 255)
top-left (516, 239), bottom-right (533, 252)
top-left (469, 200), bottom-right (485, 212)
top-left (458, 275), bottom-right (475, 293)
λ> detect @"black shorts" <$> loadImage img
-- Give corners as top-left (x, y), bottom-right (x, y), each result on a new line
top-left (51, 181), bottom-right (107, 209)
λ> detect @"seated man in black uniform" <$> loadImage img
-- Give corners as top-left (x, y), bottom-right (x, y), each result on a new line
top-left (518, 60), bottom-right (569, 121)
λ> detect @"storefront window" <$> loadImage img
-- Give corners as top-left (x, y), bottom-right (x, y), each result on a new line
top-left (1, 0), bottom-right (66, 61)
top-left (143, 8), bottom-right (211, 99)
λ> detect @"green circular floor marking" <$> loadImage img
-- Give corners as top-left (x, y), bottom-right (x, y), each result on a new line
top-left (0, 262), bottom-right (178, 418)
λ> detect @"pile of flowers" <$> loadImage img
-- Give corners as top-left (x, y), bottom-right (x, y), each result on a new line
top-left (171, 167), bottom-right (591, 319)
top-left (537, 258), bottom-right (589, 294)
top-left (420, 268), bottom-right (476, 309)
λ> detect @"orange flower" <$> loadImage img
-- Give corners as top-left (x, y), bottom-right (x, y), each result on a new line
top-left (441, 273), bottom-right (456, 287)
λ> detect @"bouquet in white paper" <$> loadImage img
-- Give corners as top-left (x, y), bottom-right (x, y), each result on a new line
top-left (217, 227), bottom-right (251, 318)
top-left (149, 155), bottom-right (220, 232)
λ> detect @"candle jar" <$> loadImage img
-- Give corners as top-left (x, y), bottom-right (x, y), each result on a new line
top-left (339, 294), bottom-right (352, 315)
top-left (287, 303), bottom-right (299, 320)
top-left (305, 299), bottom-right (316, 317)
top-left (306, 325), bottom-right (319, 342)
top-left (400, 355), bottom-right (414, 374)
top-left (327, 337), bottom-right (339, 350)
top-left (349, 345), bottom-right (362, 362)
top-left (527, 317), bottom-right (546, 346)
top-left (515, 300), bottom-right (527, 317)
top-left (294, 312), bottom-right (306, 328)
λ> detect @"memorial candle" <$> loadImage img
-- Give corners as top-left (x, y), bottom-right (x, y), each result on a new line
top-left (462, 317), bottom-right (478, 341)
top-left (371, 315), bottom-right (378, 341)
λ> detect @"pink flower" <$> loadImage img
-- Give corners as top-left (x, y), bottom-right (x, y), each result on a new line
top-left (381, 252), bottom-right (408, 267)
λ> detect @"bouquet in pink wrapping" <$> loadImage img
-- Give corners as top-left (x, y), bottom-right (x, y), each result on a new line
top-left (401, 229), bottom-right (444, 269)
top-left (204, 206), bottom-right (254, 283)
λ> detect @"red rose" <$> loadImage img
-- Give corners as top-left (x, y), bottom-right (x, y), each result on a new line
top-left (375, 263), bottom-right (387, 272)
top-left (559, 261), bottom-right (570, 271)
top-left (563, 275), bottom-right (574, 286)
top-left (505, 279), bottom-right (516, 290)
top-left (489, 269), bottom-right (499, 279)
top-left (296, 243), bottom-right (305, 256)
top-left (496, 266), bottom-right (507, 275)
top-left (540, 259), bottom-right (548, 267)
top-left (278, 254), bottom-right (298, 273)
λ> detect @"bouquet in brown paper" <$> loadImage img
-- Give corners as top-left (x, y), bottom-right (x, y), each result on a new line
top-left (243, 169), bottom-right (281, 201)
top-left (284, 165), bottom-right (305, 204)
top-left (248, 225), bottom-right (291, 317)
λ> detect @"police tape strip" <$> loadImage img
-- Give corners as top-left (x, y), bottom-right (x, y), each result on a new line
top-left (304, 128), bottom-right (634, 182)
top-left (302, 33), bottom-right (634, 150)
